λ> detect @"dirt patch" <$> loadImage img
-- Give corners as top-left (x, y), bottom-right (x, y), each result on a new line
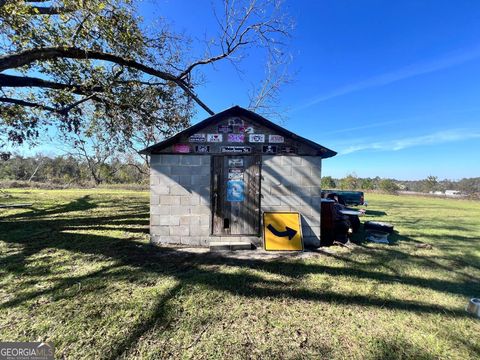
top-left (152, 245), bottom-right (339, 261)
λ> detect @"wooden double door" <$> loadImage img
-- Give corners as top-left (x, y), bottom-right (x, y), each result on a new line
top-left (212, 155), bottom-right (261, 236)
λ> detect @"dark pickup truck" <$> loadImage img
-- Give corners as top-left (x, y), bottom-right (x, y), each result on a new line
top-left (321, 190), bottom-right (366, 206)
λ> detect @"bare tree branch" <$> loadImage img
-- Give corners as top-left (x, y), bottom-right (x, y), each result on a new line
top-left (179, 0), bottom-right (290, 84)
top-left (0, 96), bottom-right (58, 112)
top-left (124, 161), bottom-right (148, 175)
top-left (28, 6), bottom-right (71, 15)
top-left (0, 46), bottom-right (215, 115)
top-left (0, 47), bottom-right (177, 78)
top-left (61, 94), bottom-right (98, 113)
top-left (0, 73), bottom-right (103, 94)
top-left (248, 55), bottom-right (292, 119)
top-left (1, 94), bottom-right (98, 115)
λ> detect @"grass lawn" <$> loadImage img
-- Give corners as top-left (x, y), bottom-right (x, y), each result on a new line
top-left (0, 189), bottom-right (479, 359)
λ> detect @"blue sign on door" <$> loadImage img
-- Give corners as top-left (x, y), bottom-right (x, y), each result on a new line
top-left (227, 180), bottom-right (245, 202)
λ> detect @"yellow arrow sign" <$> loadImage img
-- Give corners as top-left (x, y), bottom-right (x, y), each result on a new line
top-left (263, 212), bottom-right (303, 251)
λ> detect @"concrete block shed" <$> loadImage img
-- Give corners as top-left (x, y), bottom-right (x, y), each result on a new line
top-left (140, 106), bottom-right (336, 249)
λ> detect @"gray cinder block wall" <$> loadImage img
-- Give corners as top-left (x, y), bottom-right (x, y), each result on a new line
top-left (150, 154), bottom-right (211, 246)
top-left (150, 154), bottom-right (322, 248)
top-left (261, 155), bottom-right (322, 248)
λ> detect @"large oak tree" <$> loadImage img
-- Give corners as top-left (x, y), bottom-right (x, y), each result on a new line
top-left (0, 0), bottom-right (291, 156)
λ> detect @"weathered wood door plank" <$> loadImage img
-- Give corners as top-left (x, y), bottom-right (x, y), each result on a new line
top-left (212, 155), bottom-right (260, 236)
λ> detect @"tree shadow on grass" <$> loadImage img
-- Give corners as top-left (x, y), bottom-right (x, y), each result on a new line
top-left (0, 195), bottom-right (97, 220)
top-left (1, 194), bottom-right (478, 358)
top-left (2, 211), bottom-right (477, 307)
top-left (351, 222), bottom-right (480, 280)
top-left (369, 336), bottom-right (438, 360)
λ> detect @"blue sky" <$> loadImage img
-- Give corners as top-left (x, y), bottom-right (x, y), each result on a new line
top-left (16, 1), bottom-right (480, 180)
top-left (140, 0), bottom-right (480, 180)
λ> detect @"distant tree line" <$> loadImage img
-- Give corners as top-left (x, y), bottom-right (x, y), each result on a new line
top-left (1, 156), bottom-right (479, 195)
top-left (0, 154), bottom-right (147, 186)
top-left (321, 174), bottom-right (480, 195)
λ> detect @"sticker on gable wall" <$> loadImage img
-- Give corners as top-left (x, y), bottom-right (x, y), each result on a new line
top-left (249, 134), bottom-right (265, 143)
top-left (263, 145), bottom-right (277, 154)
top-left (227, 180), bottom-right (245, 202)
top-left (244, 126), bottom-right (255, 134)
top-left (207, 134), bottom-right (223, 142)
top-left (281, 146), bottom-right (297, 154)
top-left (189, 133), bottom-right (206, 142)
top-left (195, 145), bottom-right (210, 153)
top-left (228, 168), bottom-right (244, 180)
top-left (173, 144), bottom-right (190, 153)
top-left (228, 158), bottom-right (244, 167)
top-left (227, 133), bottom-right (245, 142)
top-left (228, 117), bottom-right (244, 127)
top-left (218, 125), bottom-right (233, 133)
top-left (269, 135), bottom-right (285, 143)
top-left (221, 146), bottom-right (252, 153)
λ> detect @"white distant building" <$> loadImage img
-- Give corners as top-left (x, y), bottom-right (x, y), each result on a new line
top-left (445, 190), bottom-right (462, 197)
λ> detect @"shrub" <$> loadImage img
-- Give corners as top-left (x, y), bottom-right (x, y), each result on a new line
top-left (379, 179), bottom-right (400, 194)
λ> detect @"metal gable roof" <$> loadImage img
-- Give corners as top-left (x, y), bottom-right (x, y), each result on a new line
top-left (139, 106), bottom-right (337, 158)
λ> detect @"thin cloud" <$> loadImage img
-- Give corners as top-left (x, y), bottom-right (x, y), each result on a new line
top-left (322, 119), bottom-right (402, 136)
top-left (297, 46), bottom-right (480, 110)
top-left (339, 129), bottom-right (480, 155)
top-left (321, 107), bottom-right (480, 136)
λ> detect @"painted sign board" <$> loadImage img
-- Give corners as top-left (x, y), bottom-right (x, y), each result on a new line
top-left (195, 145), bottom-right (210, 153)
top-left (263, 212), bottom-right (303, 251)
top-left (228, 169), bottom-right (244, 180)
top-left (263, 145), bottom-right (277, 154)
top-left (221, 146), bottom-right (252, 153)
top-left (218, 125), bottom-right (233, 133)
top-left (269, 135), bottom-right (285, 143)
top-left (227, 180), bottom-right (245, 202)
top-left (281, 146), bottom-right (297, 154)
top-left (189, 133), bottom-right (206, 142)
top-left (228, 158), bottom-right (244, 167)
top-left (249, 134), bottom-right (265, 143)
top-left (227, 133), bottom-right (245, 143)
top-left (228, 118), bottom-right (244, 126)
top-left (173, 144), bottom-right (190, 153)
top-left (207, 134), bottom-right (223, 142)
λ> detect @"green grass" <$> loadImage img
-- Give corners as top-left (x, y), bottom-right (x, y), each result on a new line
top-left (0, 189), bottom-right (479, 359)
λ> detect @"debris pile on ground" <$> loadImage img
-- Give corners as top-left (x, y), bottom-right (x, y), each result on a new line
top-left (365, 231), bottom-right (390, 244)
top-left (364, 221), bottom-right (394, 244)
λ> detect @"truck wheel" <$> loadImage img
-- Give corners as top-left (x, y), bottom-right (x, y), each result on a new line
top-left (364, 221), bottom-right (394, 233)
